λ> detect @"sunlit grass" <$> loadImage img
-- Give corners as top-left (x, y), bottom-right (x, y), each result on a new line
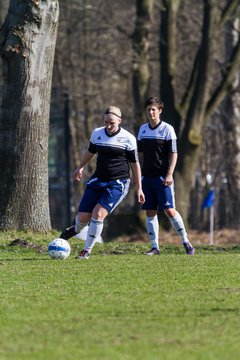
top-left (0, 231), bottom-right (240, 360)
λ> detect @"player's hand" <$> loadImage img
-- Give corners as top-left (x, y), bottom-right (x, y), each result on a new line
top-left (137, 189), bottom-right (145, 204)
top-left (163, 174), bottom-right (173, 186)
top-left (73, 167), bottom-right (83, 181)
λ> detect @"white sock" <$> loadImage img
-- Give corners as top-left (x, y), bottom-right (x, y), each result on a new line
top-left (169, 212), bottom-right (189, 244)
top-left (75, 216), bottom-right (88, 233)
top-left (146, 215), bottom-right (159, 250)
top-left (84, 218), bottom-right (104, 252)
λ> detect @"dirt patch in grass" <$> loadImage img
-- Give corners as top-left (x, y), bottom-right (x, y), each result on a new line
top-left (127, 229), bottom-right (240, 245)
top-left (8, 238), bottom-right (46, 253)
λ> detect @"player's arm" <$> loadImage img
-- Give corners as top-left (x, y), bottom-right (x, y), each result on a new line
top-left (131, 152), bottom-right (143, 184)
top-left (73, 150), bottom-right (95, 181)
top-left (131, 138), bottom-right (144, 184)
top-left (130, 161), bottom-right (145, 204)
top-left (163, 138), bottom-right (178, 186)
top-left (164, 152), bottom-right (178, 186)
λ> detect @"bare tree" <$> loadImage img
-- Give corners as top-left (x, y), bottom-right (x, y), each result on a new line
top-left (53, 1), bottom-right (137, 224)
top-left (132, 0), bottom-right (154, 126)
top-left (160, 0), bottom-right (240, 223)
top-left (0, 0), bottom-right (9, 25)
top-left (50, 0), bottom-right (239, 233)
top-left (0, 0), bottom-right (10, 96)
top-left (220, 17), bottom-right (240, 227)
top-left (0, 0), bottom-right (59, 231)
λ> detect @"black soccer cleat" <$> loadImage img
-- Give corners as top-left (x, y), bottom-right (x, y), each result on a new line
top-left (59, 225), bottom-right (77, 240)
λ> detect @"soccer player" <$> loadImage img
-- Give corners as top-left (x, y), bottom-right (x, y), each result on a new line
top-left (60, 106), bottom-right (145, 259)
top-left (137, 97), bottom-right (195, 255)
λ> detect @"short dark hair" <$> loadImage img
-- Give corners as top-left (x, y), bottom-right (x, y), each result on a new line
top-left (145, 97), bottom-right (164, 110)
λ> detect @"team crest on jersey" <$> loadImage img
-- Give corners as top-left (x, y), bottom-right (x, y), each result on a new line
top-left (117, 137), bottom-right (126, 143)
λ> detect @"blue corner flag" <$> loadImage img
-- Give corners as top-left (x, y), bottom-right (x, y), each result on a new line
top-left (201, 190), bottom-right (214, 210)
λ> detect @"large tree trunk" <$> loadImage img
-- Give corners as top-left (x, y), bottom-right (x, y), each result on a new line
top-left (132, 0), bottom-right (154, 128)
top-left (221, 19), bottom-right (240, 228)
top-left (160, 0), bottom-right (217, 222)
top-left (175, 2), bottom-right (217, 222)
top-left (0, 0), bottom-right (9, 24)
top-left (160, 0), bottom-right (181, 131)
top-left (0, 0), bottom-right (10, 99)
top-left (0, 0), bottom-right (59, 231)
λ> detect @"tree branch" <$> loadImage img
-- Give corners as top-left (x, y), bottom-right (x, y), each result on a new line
top-left (205, 35), bottom-right (240, 120)
top-left (219, 0), bottom-right (240, 27)
top-left (180, 48), bottom-right (200, 119)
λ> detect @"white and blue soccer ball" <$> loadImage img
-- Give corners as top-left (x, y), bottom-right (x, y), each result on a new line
top-left (48, 238), bottom-right (71, 260)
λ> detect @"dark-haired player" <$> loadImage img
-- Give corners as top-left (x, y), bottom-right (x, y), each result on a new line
top-left (137, 97), bottom-right (195, 255)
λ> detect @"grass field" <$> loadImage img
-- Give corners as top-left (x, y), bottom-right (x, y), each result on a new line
top-left (0, 230), bottom-right (240, 360)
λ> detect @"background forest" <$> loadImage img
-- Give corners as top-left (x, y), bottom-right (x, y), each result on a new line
top-left (0, 0), bottom-right (239, 238)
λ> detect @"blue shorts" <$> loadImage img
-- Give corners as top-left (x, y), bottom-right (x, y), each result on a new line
top-left (142, 176), bottom-right (175, 211)
top-left (78, 177), bottom-right (130, 213)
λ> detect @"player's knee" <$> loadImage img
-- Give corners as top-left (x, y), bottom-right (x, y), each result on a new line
top-left (164, 208), bottom-right (176, 218)
top-left (92, 206), bottom-right (109, 220)
top-left (146, 210), bottom-right (157, 217)
top-left (75, 213), bottom-right (90, 232)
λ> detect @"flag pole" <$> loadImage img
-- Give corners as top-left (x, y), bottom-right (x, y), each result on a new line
top-left (205, 174), bottom-right (214, 245)
top-left (209, 204), bottom-right (214, 245)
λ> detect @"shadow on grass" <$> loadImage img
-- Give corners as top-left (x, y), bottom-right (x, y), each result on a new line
top-left (1, 242), bottom-right (240, 260)
top-left (0, 257), bottom-right (50, 261)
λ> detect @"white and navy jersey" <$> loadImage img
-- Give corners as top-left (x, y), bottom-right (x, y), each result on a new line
top-left (88, 126), bottom-right (138, 181)
top-left (137, 121), bottom-right (177, 177)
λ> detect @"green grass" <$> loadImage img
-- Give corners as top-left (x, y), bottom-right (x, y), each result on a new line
top-left (0, 231), bottom-right (240, 360)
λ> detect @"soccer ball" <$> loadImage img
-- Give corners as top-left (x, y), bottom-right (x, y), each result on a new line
top-left (48, 238), bottom-right (71, 260)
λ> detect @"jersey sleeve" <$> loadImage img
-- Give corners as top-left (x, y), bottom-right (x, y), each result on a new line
top-left (88, 129), bottom-right (98, 154)
top-left (166, 125), bottom-right (177, 141)
top-left (167, 139), bottom-right (177, 153)
top-left (126, 149), bottom-right (139, 163)
top-left (88, 141), bottom-right (97, 154)
top-left (126, 133), bottom-right (139, 163)
top-left (166, 125), bottom-right (177, 153)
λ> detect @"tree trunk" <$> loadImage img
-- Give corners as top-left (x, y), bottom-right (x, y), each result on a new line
top-left (0, 0), bottom-right (10, 99)
top-left (132, 0), bottom-right (154, 128)
top-left (0, 0), bottom-right (9, 24)
top-left (174, 1), bottom-right (218, 222)
top-left (222, 18), bottom-right (240, 228)
top-left (160, 0), bottom-right (181, 130)
top-left (159, 0), bottom-right (240, 224)
top-left (0, 0), bottom-right (59, 231)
